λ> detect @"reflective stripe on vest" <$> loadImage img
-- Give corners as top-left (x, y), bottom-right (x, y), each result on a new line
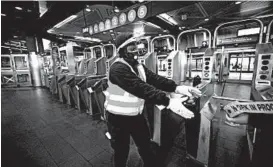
top-left (104, 58), bottom-right (146, 116)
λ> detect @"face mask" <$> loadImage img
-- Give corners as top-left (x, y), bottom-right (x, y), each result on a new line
top-left (126, 44), bottom-right (139, 60)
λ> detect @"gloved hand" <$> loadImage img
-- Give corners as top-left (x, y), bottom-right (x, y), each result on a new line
top-left (167, 97), bottom-right (195, 119)
top-left (175, 85), bottom-right (202, 97)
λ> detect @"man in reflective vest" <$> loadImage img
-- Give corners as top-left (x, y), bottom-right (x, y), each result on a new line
top-left (104, 33), bottom-right (202, 167)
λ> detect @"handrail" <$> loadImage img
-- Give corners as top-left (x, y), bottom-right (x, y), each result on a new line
top-left (177, 28), bottom-right (212, 50)
top-left (150, 35), bottom-right (176, 52)
top-left (266, 19), bottom-right (273, 43)
top-left (213, 19), bottom-right (264, 48)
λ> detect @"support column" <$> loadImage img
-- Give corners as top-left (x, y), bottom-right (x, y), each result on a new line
top-left (26, 36), bottom-right (42, 87)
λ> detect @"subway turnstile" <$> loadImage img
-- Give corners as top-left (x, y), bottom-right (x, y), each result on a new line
top-left (76, 75), bottom-right (106, 116)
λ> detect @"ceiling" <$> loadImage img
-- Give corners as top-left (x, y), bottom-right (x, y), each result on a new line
top-left (1, 1), bottom-right (273, 50)
top-left (1, 1), bottom-right (39, 42)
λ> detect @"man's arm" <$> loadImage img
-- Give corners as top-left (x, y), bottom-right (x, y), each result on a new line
top-left (143, 65), bottom-right (177, 92)
top-left (109, 62), bottom-right (170, 106)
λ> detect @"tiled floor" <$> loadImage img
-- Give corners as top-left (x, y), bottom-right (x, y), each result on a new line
top-left (1, 87), bottom-right (142, 167)
top-left (1, 83), bottom-right (252, 167)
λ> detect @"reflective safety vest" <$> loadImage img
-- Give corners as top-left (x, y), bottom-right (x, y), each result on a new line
top-left (103, 58), bottom-right (146, 116)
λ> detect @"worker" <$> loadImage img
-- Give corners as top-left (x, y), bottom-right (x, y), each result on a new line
top-left (226, 113), bottom-right (273, 167)
top-left (104, 33), bottom-right (202, 167)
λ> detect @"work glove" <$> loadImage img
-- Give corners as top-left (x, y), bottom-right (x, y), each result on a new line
top-left (175, 85), bottom-right (202, 97)
top-left (167, 97), bottom-right (195, 119)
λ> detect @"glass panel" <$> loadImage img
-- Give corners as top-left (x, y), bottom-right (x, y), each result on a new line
top-left (14, 56), bottom-right (28, 70)
top-left (104, 45), bottom-right (114, 59)
top-left (1, 57), bottom-right (12, 68)
top-left (84, 49), bottom-right (92, 59)
top-left (93, 47), bottom-right (102, 58)
top-left (191, 58), bottom-right (203, 77)
top-left (17, 74), bottom-right (30, 83)
top-left (153, 37), bottom-right (174, 54)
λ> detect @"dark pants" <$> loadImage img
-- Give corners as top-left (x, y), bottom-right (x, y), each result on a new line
top-left (106, 111), bottom-right (155, 167)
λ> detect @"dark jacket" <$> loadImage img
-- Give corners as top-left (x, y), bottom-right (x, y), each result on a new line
top-left (109, 59), bottom-right (177, 106)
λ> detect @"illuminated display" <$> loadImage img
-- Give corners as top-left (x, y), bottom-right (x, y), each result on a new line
top-left (105, 19), bottom-right (111, 30)
top-left (237, 27), bottom-right (260, 36)
top-left (119, 13), bottom-right (127, 25)
top-left (89, 26), bottom-right (93, 34)
top-left (137, 5), bottom-right (147, 19)
top-left (128, 9), bottom-right (136, 22)
top-left (94, 24), bottom-right (99, 33)
top-left (99, 22), bottom-right (105, 31)
top-left (112, 16), bottom-right (118, 27)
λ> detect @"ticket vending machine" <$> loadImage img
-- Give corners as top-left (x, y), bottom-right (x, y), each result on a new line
top-left (213, 19), bottom-right (263, 84)
top-left (251, 19), bottom-right (273, 101)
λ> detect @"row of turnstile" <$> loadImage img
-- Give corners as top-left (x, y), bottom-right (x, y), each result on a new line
top-left (42, 18), bottom-right (273, 167)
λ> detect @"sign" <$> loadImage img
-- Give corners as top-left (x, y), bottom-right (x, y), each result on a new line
top-left (99, 22), bottom-right (105, 31)
top-left (218, 36), bottom-right (258, 45)
top-left (128, 9), bottom-right (136, 22)
top-left (89, 26), bottom-right (93, 35)
top-left (105, 19), bottom-right (111, 30)
top-left (82, 27), bottom-right (88, 33)
top-left (119, 13), bottom-right (127, 25)
top-left (94, 24), bottom-right (99, 33)
top-left (137, 5), bottom-right (147, 18)
top-left (112, 16), bottom-right (118, 27)
top-left (224, 101), bottom-right (273, 118)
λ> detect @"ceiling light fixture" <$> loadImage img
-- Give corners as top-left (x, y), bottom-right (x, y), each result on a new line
top-left (86, 8), bottom-right (91, 12)
top-left (15, 6), bottom-right (23, 10)
top-left (47, 29), bottom-right (55, 33)
top-left (138, 0), bottom-right (145, 2)
top-left (235, 1), bottom-right (242, 5)
top-left (1, 13), bottom-right (6, 16)
top-left (13, 35), bottom-right (18, 38)
top-left (53, 15), bottom-right (78, 28)
top-left (204, 18), bottom-right (209, 21)
top-left (74, 36), bottom-right (101, 42)
top-left (157, 13), bottom-right (178, 26)
top-left (146, 22), bottom-right (162, 29)
top-left (199, 26), bottom-right (203, 29)
top-left (114, 6), bottom-right (119, 13)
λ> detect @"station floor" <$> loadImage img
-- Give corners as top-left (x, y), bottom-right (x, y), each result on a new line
top-left (2, 83), bottom-right (251, 167)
